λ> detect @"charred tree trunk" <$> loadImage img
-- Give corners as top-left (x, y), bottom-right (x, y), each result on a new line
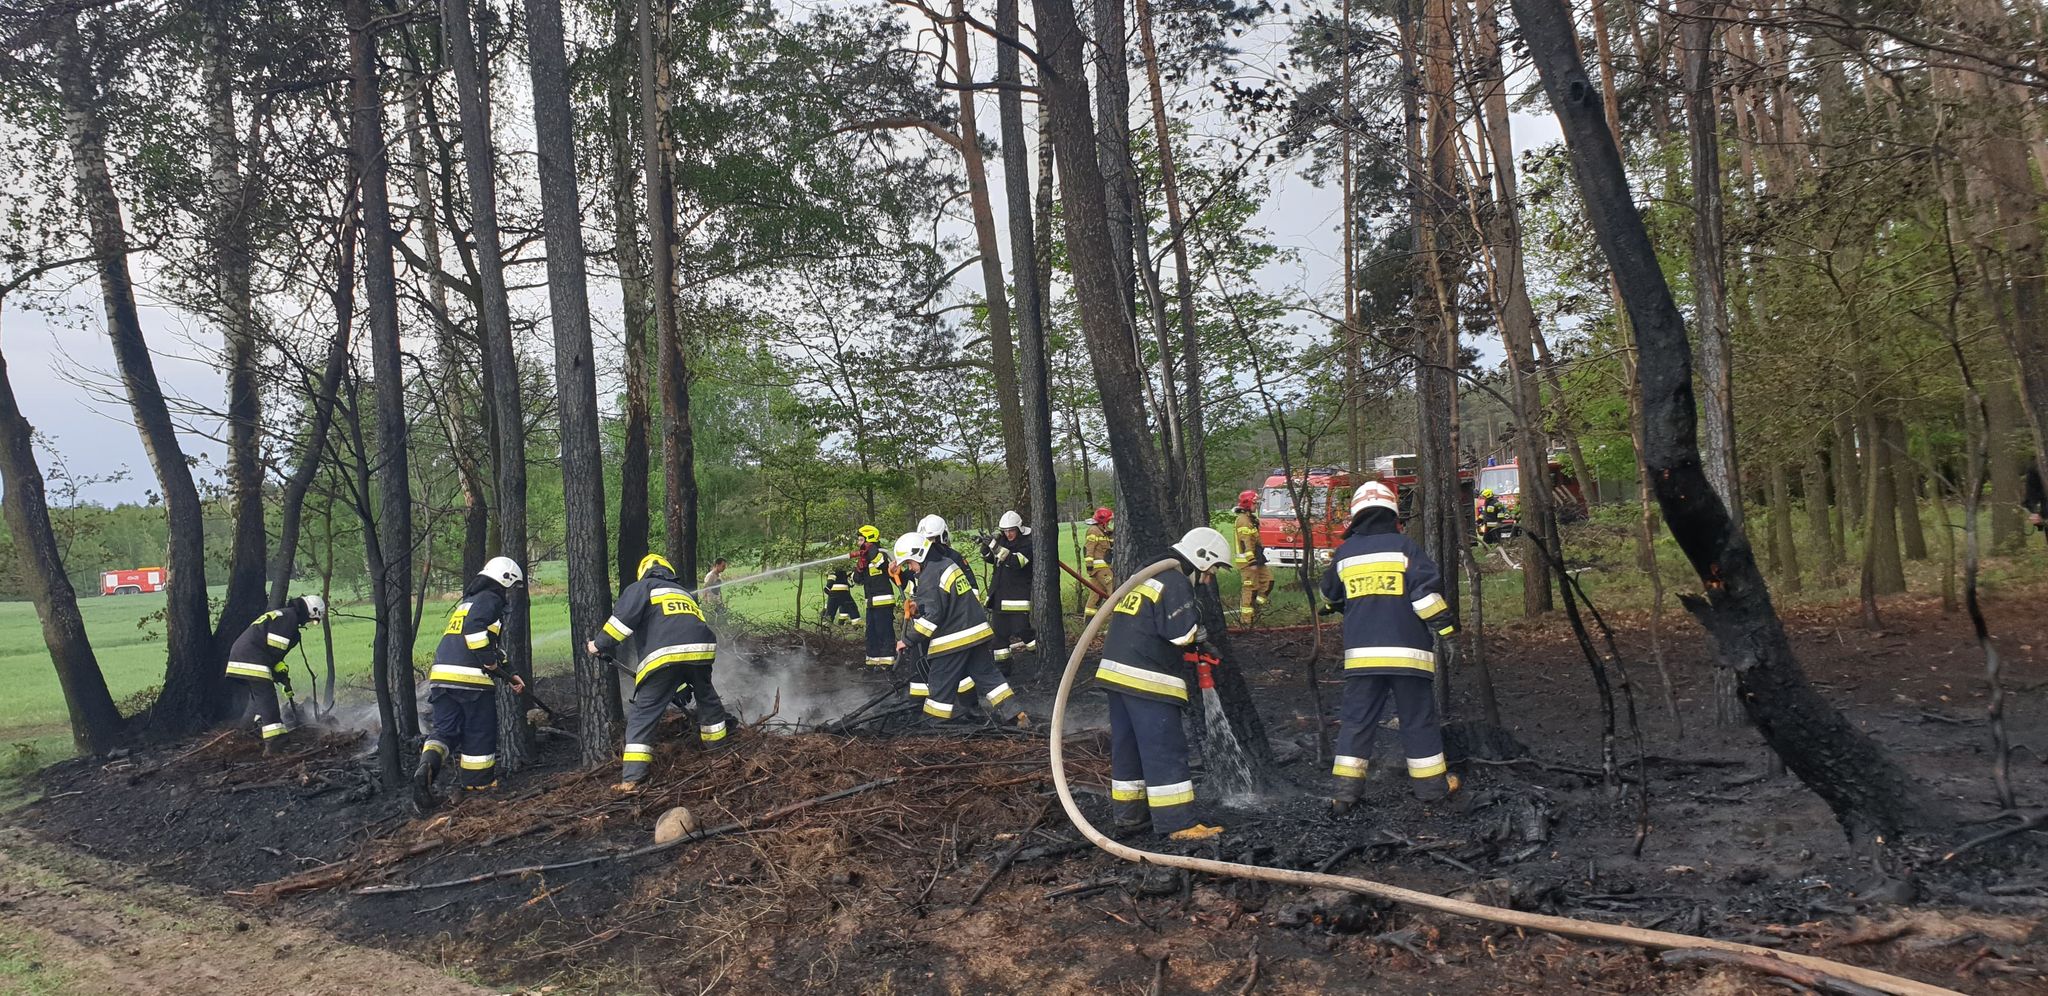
top-left (58, 17), bottom-right (216, 736)
top-left (610, 0), bottom-right (652, 589)
top-left (640, 0), bottom-right (698, 585)
top-left (443, 0), bottom-right (533, 764)
top-left (995, 0), bottom-right (1067, 658)
top-left (0, 347), bottom-right (124, 754)
top-left (348, 0), bottom-right (419, 743)
top-left (1514, 0), bottom-right (1940, 838)
top-left (1091, 0), bottom-right (1137, 325)
top-left (527, 0), bottom-right (618, 766)
top-left (268, 216), bottom-right (355, 607)
top-left (343, 1), bottom-right (406, 785)
top-left (202, 5), bottom-right (268, 661)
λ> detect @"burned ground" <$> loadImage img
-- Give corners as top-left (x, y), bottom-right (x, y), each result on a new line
top-left (14, 593), bottom-right (2048, 994)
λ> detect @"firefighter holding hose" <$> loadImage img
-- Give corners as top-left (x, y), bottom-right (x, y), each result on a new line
top-left (855, 526), bottom-right (897, 667)
top-left (1321, 481), bottom-right (1461, 812)
top-left (588, 554), bottom-right (729, 794)
top-left (416, 558), bottom-right (527, 807)
top-left (222, 595), bottom-right (324, 750)
top-left (894, 531), bottom-right (1027, 728)
top-left (1090, 526), bottom-right (1233, 841)
top-left (1232, 490), bottom-right (1273, 626)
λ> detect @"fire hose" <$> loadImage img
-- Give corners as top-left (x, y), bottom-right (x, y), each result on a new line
top-left (1048, 558), bottom-right (1959, 996)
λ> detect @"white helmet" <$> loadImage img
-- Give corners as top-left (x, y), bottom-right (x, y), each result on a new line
top-left (1350, 480), bottom-right (1399, 515)
top-left (917, 513), bottom-right (949, 540)
top-left (999, 510), bottom-right (1023, 530)
top-left (893, 531), bottom-right (930, 565)
top-left (300, 594), bottom-right (326, 622)
top-left (1173, 526), bottom-right (1233, 573)
top-left (480, 556), bottom-right (525, 587)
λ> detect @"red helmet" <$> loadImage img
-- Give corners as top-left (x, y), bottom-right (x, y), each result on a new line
top-left (1237, 489), bottom-right (1258, 511)
top-left (1092, 507), bottom-right (1113, 525)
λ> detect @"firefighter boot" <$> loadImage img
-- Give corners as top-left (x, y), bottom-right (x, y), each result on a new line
top-left (1412, 772), bottom-right (1462, 803)
top-left (412, 745), bottom-right (445, 813)
top-left (1329, 775), bottom-right (1368, 817)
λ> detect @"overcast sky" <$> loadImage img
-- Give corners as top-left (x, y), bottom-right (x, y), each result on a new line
top-left (1, 4), bottom-right (1565, 507)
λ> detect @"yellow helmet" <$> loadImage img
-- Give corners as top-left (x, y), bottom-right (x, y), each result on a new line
top-left (858, 524), bottom-right (881, 543)
top-left (636, 553), bottom-right (674, 579)
top-left (1481, 489), bottom-right (1495, 498)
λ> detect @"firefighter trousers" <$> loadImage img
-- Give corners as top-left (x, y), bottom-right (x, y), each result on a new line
top-left (1084, 567), bottom-right (1115, 614)
top-left (863, 603), bottom-right (896, 667)
top-left (823, 591), bottom-right (860, 622)
top-left (1106, 691), bottom-right (1196, 834)
top-left (424, 685), bottom-right (499, 791)
top-left (1331, 673), bottom-right (1450, 800)
top-left (233, 676), bottom-right (288, 743)
top-left (1238, 566), bottom-right (1274, 623)
top-left (620, 662), bottom-right (727, 784)
top-left (991, 607), bottom-right (1037, 670)
top-left (921, 643), bottom-right (1020, 724)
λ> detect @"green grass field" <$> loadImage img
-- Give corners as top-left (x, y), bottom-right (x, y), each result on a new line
top-left (5, 511), bottom-right (2041, 764)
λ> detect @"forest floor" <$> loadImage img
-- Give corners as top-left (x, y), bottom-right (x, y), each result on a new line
top-left (9, 583), bottom-right (2048, 994)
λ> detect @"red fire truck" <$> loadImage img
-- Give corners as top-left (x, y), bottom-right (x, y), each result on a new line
top-left (1256, 457), bottom-right (1478, 565)
top-left (1473, 459), bottom-right (1590, 539)
top-left (100, 568), bottom-right (166, 595)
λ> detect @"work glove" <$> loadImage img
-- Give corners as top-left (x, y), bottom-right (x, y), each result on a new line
top-left (1318, 601), bottom-right (1343, 616)
top-left (993, 545), bottom-right (1009, 561)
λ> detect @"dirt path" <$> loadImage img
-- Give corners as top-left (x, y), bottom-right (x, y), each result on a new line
top-left (0, 828), bottom-right (493, 996)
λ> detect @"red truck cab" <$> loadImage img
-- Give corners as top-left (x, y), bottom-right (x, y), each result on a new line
top-left (1255, 468), bottom-right (1353, 567)
top-left (1473, 459), bottom-right (1590, 537)
top-left (101, 567), bottom-right (166, 595)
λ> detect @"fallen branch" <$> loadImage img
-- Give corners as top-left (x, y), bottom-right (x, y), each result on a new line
top-left (966, 800), bottom-right (1050, 906)
top-left (235, 837), bottom-right (447, 899)
top-left (1943, 811), bottom-right (2048, 862)
top-left (351, 778), bottom-right (901, 896)
top-left (1658, 947), bottom-right (1887, 996)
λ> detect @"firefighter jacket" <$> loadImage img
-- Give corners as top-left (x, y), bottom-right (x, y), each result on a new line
top-left (1480, 498), bottom-right (1504, 526)
top-left (857, 544), bottom-right (897, 607)
top-left (906, 561), bottom-right (994, 657)
top-left (1318, 527), bottom-right (1455, 676)
top-left (982, 530), bottom-right (1033, 613)
top-left (225, 609), bottom-right (302, 684)
top-left (1083, 525), bottom-right (1114, 572)
top-left (1233, 511), bottom-right (1266, 568)
top-left (430, 587), bottom-right (508, 689)
top-left (593, 566), bottom-right (717, 685)
top-left (826, 569), bottom-right (853, 595)
top-left (1092, 567), bottom-right (1201, 705)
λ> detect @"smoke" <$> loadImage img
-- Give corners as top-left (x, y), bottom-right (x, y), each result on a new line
top-left (706, 638), bottom-right (882, 728)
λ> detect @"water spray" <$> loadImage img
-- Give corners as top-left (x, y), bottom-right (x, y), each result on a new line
top-left (696, 555), bottom-right (849, 594)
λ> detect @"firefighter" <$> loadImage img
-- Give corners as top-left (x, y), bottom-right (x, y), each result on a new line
top-left (1320, 481), bottom-right (1459, 812)
top-left (1232, 490), bottom-right (1273, 626)
top-left (918, 513), bottom-right (982, 697)
top-left (588, 554), bottom-right (728, 793)
top-left (1092, 526), bottom-right (1233, 840)
top-left (895, 531), bottom-right (1027, 728)
top-left (415, 557), bottom-right (527, 808)
top-left (1082, 507), bottom-right (1115, 615)
top-left (982, 510), bottom-right (1039, 668)
top-left (1477, 488), bottom-right (1506, 544)
top-left (855, 526), bottom-right (897, 667)
top-left (222, 595), bottom-right (325, 749)
top-left (891, 556), bottom-right (929, 700)
top-left (822, 566), bottom-right (861, 623)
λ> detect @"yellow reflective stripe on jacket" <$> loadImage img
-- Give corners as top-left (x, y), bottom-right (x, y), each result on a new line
top-left (634, 643), bottom-right (716, 683)
top-left (928, 621), bottom-right (992, 654)
top-left (1094, 658), bottom-right (1189, 701)
top-left (1341, 646), bottom-right (1436, 672)
top-left (429, 664), bottom-right (495, 686)
top-left (869, 593), bottom-right (897, 607)
top-left (464, 631), bottom-right (491, 650)
top-left (1411, 592), bottom-right (1449, 619)
top-left (603, 615), bottom-right (633, 641)
top-left (226, 661), bottom-right (273, 681)
top-left (266, 632), bottom-right (292, 649)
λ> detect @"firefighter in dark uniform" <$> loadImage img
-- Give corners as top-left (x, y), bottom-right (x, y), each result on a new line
top-left (982, 509), bottom-right (1038, 669)
top-left (1082, 507), bottom-right (1115, 614)
top-left (891, 557), bottom-right (929, 701)
top-left (1091, 526), bottom-right (1233, 840)
top-left (855, 526), bottom-right (897, 667)
top-left (895, 531), bottom-right (1027, 728)
top-left (1233, 490), bottom-right (1273, 626)
top-left (1321, 481), bottom-right (1459, 811)
top-left (918, 513), bottom-right (982, 697)
top-left (2026, 464), bottom-right (2046, 542)
top-left (416, 557), bottom-right (527, 808)
top-left (822, 566), bottom-right (861, 623)
top-left (1477, 488), bottom-right (1506, 544)
top-left (588, 554), bottom-right (728, 793)
top-left (223, 595), bottom-right (325, 748)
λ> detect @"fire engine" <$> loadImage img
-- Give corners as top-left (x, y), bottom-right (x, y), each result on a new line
top-left (1472, 459), bottom-right (1590, 539)
top-left (101, 567), bottom-right (166, 595)
top-left (1255, 457), bottom-right (1479, 566)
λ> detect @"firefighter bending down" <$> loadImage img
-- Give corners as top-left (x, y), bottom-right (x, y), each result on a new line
top-left (1082, 507), bottom-right (1115, 614)
top-left (223, 595), bottom-right (325, 750)
top-left (982, 509), bottom-right (1039, 669)
top-left (1321, 481), bottom-right (1461, 812)
top-left (854, 525), bottom-right (897, 667)
top-left (1092, 526), bottom-right (1233, 840)
top-left (1233, 490), bottom-right (1273, 626)
top-left (895, 531), bottom-right (1027, 728)
top-left (588, 553), bottom-right (729, 794)
top-left (822, 566), bottom-right (861, 623)
top-left (416, 558), bottom-right (527, 808)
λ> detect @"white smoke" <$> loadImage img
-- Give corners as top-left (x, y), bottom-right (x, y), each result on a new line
top-left (705, 638), bottom-right (883, 728)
